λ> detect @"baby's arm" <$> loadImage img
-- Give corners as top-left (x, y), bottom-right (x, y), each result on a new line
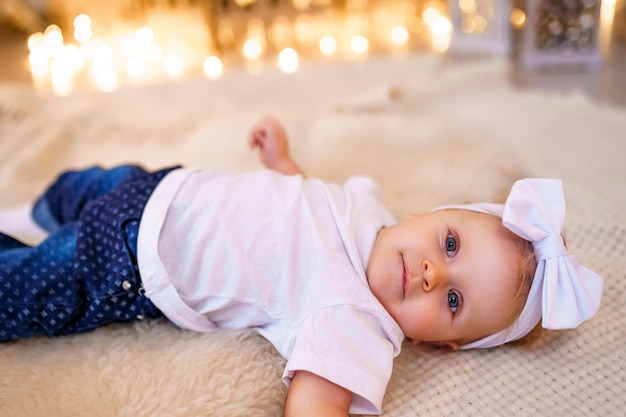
top-left (248, 116), bottom-right (305, 176)
top-left (285, 371), bottom-right (352, 417)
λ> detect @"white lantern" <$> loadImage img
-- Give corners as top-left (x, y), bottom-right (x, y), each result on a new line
top-left (517, 0), bottom-right (603, 71)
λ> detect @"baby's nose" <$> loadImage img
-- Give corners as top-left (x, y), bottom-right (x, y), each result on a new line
top-left (421, 260), bottom-right (444, 291)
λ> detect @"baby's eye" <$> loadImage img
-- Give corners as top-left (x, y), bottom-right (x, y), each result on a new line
top-left (445, 235), bottom-right (457, 256)
top-left (448, 290), bottom-right (460, 314)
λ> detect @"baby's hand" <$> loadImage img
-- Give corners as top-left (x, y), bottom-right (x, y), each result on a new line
top-left (248, 117), bottom-right (303, 176)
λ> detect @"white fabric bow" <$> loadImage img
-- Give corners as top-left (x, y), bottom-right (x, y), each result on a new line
top-left (436, 179), bottom-right (604, 349)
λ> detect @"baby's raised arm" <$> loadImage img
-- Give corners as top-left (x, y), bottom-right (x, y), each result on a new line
top-left (285, 371), bottom-right (352, 417)
top-left (248, 116), bottom-right (304, 176)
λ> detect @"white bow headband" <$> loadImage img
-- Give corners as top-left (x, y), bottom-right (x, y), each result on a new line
top-left (436, 179), bottom-right (604, 350)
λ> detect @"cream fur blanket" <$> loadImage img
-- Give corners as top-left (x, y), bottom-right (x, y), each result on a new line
top-left (0, 55), bottom-right (624, 416)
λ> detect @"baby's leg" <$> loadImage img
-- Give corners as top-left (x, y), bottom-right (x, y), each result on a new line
top-left (0, 226), bottom-right (79, 341)
top-left (0, 165), bottom-right (173, 342)
top-left (32, 164), bottom-right (150, 232)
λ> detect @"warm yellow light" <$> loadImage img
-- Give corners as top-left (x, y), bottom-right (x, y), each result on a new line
top-left (45, 31), bottom-right (63, 45)
top-left (294, 15), bottom-right (315, 44)
top-left (164, 54), bottom-right (184, 77)
top-left (74, 26), bottom-right (92, 44)
top-left (431, 17), bottom-right (452, 36)
top-left (125, 57), bottom-right (145, 78)
top-left (408, 16), bottom-right (425, 34)
top-left (50, 77), bottom-right (73, 96)
top-left (423, 7), bottom-right (442, 26)
top-left (203, 56), bottom-right (223, 79)
top-left (269, 16), bottom-right (293, 47)
top-left (43, 28), bottom-right (64, 58)
top-left (430, 13), bottom-right (452, 53)
top-left (28, 47), bottom-right (48, 72)
top-left (93, 64), bottom-right (118, 93)
top-left (292, 0), bottom-right (312, 10)
top-left (63, 45), bottom-right (85, 72)
top-left (350, 35), bottom-right (369, 54)
top-left (28, 47), bottom-right (47, 65)
top-left (28, 32), bottom-right (44, 52)
top-left (48, 57), bottom-right (67, 77)
top-left (347, 13), bottom-right (370, 37)
top-left (86, 41), bottom-right (117, 92)
top-left (44, 24), bottom-right (62, 36)
top-left (145, 43), bottom-right (162, 61)
top-left (87, 40), bottom-right (113, 63)
top-left (136, 27), bottom-right (154, 47)
top-left (242, 38), bottom-right (263, 60)
top-left (391, 26), bottom-right (409, 45)
top-left (432, 35), bottom-right (451, 52)
top-left (600, 0), bottom-right (617, 56)
top-left (49, 57), bottom-right (74, 96)
top-left (510, 9), bottom-right (526, 29)
top-left (459, 0), bottom-right (476, 13)
top-left (73, 16), bottom-right (92, 44)
top-left (278, 48), bottom-right (298, 74)
top-left (73, 14), bottom-right (91, 29)
top-left (473, 15), bottom-right (487, 32)
top-left (217, 23), bottom-right (235, 48)
top-left (319, 35), bottom-right (337, 55)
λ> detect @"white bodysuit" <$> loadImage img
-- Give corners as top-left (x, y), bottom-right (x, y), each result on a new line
top-left (137, 168), bottom-right (404, 414)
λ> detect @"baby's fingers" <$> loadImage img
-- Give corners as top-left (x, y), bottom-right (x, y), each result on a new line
top-left (248, 128), bottom-right (266, 149)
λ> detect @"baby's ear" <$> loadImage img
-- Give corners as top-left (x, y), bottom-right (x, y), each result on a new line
top-left (440, 341), bottom-right (460, 351)
top-left (416, 340), bottom-right (460, 351)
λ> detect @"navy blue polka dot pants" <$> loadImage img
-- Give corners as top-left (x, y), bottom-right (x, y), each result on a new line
top-left (0, 165), bottom-right (179, 342)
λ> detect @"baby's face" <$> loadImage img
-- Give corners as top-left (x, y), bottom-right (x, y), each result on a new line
top-left (366, 209), bottom-right (524, 350)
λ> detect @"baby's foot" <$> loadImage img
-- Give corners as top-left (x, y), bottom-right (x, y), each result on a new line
top-left (0, 204), bottom-right (48, 244)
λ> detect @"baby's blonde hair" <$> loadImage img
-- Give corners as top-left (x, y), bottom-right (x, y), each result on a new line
top-left (507, 237), bottom-right (543, 346)
top-left (507, 233), bottom-right (566, 347)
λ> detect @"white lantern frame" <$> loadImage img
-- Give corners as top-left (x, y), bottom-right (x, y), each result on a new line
top-left (517, 0), bottom-right (603, 71)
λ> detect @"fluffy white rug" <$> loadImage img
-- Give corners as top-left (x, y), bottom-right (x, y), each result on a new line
top-left (0, 54), bottom-right (624, 416)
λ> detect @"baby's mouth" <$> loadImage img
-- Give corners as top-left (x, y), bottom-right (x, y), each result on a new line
top-left (402, 260), bottom-right (409, 299)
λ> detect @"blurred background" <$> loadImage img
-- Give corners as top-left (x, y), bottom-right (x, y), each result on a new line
top-left (0, 0), bottom-right (624, 106)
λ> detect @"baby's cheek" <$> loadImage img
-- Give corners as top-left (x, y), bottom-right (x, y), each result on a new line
top-left (400, 307), bottom-right (429, 340)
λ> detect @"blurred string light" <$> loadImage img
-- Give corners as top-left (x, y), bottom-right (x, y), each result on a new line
top-left (319, 35), bottom-right (337, 56)
top-left (457, 0), bottom-right (490, 34)
top-left (164, 54), bottom-right (185, 78)
top-left (91, 43), bottom-right (118, 93)
top-left (423, 3), bottom-right (452, 52)
top-left (203, 56), bottom-right (223, 79)
top-left (391, 26), bottom-right (409, 45)
top-left (510, 8), bottom-right (526, 29)
top-left (73, 13), bottom-right (92, 43)
top-left (600, 0), bottom-right (617, 55)
top-left (27, 2), bottom-right (460, 96)
top-left (242, 38), bottom-right (263, 60)
top-left (278, 48), bottom-right (299, 73)
top-left (27, 16), bottom-right (199, 94)
top-left (243, 18), bottom-right (266, 61)
top-left (459, 0), bottom-right (476, 13)
top-left (350, 35), bottom-right (369, 55)
top-left (43, 25), bottom-right (64, 58)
